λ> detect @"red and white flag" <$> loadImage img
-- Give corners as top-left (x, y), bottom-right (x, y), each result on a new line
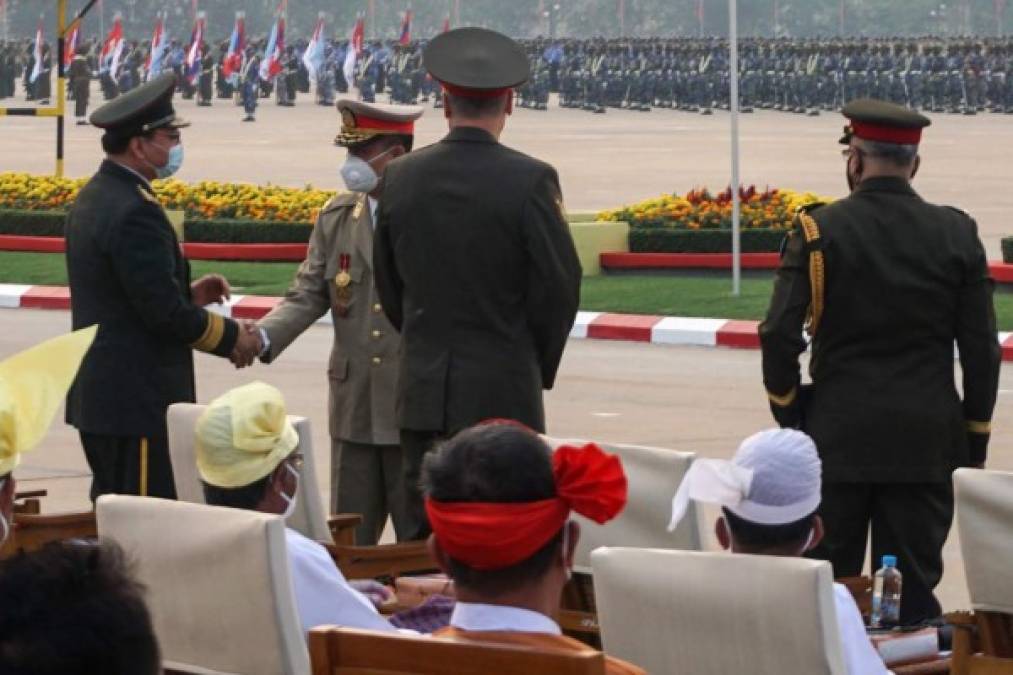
top-left (184, 12), bottom-right (205, 84)
top-left (260, 3), bottom-right (287, 81)
top-left (442, 15), bottom-right (450, 33)
top-left (223, 11), bottom-right (245, 82)
top-left (29, 18), bottom-right (43, 83)
top-left (63, 19), bottom-right (81, 70)
top-left (343, 14), bottom-right (364, 86)
top-left (100, 15), bottom-right (124, 78)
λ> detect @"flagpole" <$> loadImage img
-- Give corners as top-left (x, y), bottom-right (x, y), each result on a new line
top-left (729, 0), bottom-right (741, 296)
top-left (99, 0), bottom-right (105, 42)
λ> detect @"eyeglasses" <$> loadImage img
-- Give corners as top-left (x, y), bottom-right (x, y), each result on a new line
top-left (841, 147), bottom-right (862, 160)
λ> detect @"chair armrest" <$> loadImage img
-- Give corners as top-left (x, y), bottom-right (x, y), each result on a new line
top-left (945, 611), bottom-right (978, 675)
top-left (325, 541), bottom-right (436, 580)
top-left (328, 513), bottom-right (363, 546)
top-left (6, 510), bottom-right (97, 556)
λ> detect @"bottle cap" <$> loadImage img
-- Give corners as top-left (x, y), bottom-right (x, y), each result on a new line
top-left (882, 555), bottom-right (897, 568)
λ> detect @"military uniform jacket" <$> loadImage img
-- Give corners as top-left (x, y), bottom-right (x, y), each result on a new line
top-left (259, 192), bottom-right (400, 446)
top-left (374, 126), bottom-right (582, 435)
top-left (760, 176), bottom-right (1001, 483)
top-left (65, 160), bottom-right (239, 437)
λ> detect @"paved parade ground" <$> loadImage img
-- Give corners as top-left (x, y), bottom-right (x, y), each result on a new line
top-left (4, 307), bottom-right (1012, 614)
top-left (1, 89), bottom-right (1012, 256)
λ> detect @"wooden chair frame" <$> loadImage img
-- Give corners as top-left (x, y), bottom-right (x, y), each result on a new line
top-left (949, 610), bottom-right (1013, 675)
top-left (325, 540), bottom-right (436, 581)
top-left (308, 626), bottom-right (606, 675)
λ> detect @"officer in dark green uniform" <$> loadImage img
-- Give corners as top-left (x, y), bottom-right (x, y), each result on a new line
top-left (66, 73), bottom-right (262, 501)
top-left (760, 99), bottom-right (1001, 625)
top-left (374, 28), bottom-right (582, 541)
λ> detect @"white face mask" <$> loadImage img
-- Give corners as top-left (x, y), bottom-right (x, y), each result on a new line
top-left (279, 462), bottom-right (300, 520)
top-left (340, 146), bottom-right (395, 193)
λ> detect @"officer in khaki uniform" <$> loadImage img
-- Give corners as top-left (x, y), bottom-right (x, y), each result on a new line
top-left (256, 100), bottom-right (423, 545)
top-left (760, 99), bottom-right (1001, 625)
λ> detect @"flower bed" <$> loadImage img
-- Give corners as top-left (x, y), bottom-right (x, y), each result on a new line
top-left (598, 187), bottom-right (830, 231)
top-left (597, 187), bottom-right (833, 253)
top-left (0, 173), bottom-right (331, 224)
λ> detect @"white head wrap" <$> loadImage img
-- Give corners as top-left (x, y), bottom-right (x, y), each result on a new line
top-left (668, 428), bottom-right (822, 531)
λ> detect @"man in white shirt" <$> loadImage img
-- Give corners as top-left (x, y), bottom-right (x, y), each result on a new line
top-left (195, 381), bottom-right (396, 635)
top-left (669, 428), bottom-right (893, 675)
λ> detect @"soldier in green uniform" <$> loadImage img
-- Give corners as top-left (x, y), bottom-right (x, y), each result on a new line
top-left (66, 74), bottom-right (262, 501)
top-left (374, 28), bottom-right (582, 541)
top-left (760, 99), bottom-right (1001, 625)
top-left (253, 100), bottom-right (423, 545)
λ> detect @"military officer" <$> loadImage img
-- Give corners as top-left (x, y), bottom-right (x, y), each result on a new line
top-left (760, 99), bottom-right (1001, 625)
top-left (68, 45), bottom-right (91, 125)
top-left (66, 73), bottom-right (262, 501)
top-left (254, 100), bottom-right (423, 545)
top-left (374, 27), bottom-right (583, 541)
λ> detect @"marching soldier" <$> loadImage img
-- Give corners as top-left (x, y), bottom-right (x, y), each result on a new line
top-left (66, 74), bottom-right (261, 501)
top-left (69, 45), bottom-right (91, 125)
top-left (255, 100), bottom-right (423, 546)
top-left (760, 99), bottom-right (1001, 625)
top-left (374, 28), bottom-right (582, 540)
top-left (198, 45), bottom-right (214, 107)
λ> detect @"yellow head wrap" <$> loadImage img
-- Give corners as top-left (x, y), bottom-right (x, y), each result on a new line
top-left (195, 381), bottom-right (299, 489)
top-left (0, 326), bottom-right (98, 476)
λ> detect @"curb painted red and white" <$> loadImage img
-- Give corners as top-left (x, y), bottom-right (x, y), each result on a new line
top-left (5, 284), bottom-right (1013, 361)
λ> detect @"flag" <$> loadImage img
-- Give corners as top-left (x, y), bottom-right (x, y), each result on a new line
top-left (343, 15), bottom-right (364, 88)
top-left (302, 13), bottom-right (325, 80)
top-left (146, 13), bottom-right (167, 79)
top-left (399, 9), bottom-right (412, 46)
top-left (63, 19), bottom-right (81, 71)
top-left (223, 11), bottom-right (245, 84)
top-left (442, 15), bottom-right (450, 33)
top-left (184, 12), bottom-right (205, 84)
top-left (259, 11), bottom-right (286, 81)
top-left (100, 15), bottom-right (124, 79)
top-left (29, 19), bottom-right (43, 84)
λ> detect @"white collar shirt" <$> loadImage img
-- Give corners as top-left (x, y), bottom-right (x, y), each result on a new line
top-left (833, 583), bottom-right (894, 675)
top-left (284, 528), bottom-right (396, 635)
top-left (368, 196), bottom-right (378, 228)
top-left (449, 601), bottom-right (562, 636)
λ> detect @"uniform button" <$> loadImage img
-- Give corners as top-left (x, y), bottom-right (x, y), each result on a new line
top-left (372, 356), bottom-right (382, 365)
top-left (373, 303), bottom-right (383, 313)
top-left (371, 329), bottom-right (382, 339)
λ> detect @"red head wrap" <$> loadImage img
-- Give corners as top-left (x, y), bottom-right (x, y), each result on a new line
top-left (425, 442), bottom-right (628, 571)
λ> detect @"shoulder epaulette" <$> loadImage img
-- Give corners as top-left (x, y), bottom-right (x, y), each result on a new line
top-left (796, 201), bottom-right (827, 215)
top-left (943, 205), bottom-right (972, 219)
top-left (321, 191), bottom-right (358, 214)
top-left (796, 209), bottom-right (825, 338)
top-left (137, 184), bottom-right (160, 206)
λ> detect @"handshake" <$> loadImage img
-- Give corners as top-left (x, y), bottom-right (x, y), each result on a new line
top-left (230, 320), bottom-right (264, 369)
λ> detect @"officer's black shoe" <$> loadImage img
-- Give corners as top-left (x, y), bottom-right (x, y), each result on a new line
top-left (701, 108), bottom-right (713, 115)
top-left (807, 108), bottom-right (820, 116)
top-left (242, 115), bottom-right (255, 122)
top-left (742, 106), bottom-right (753, 113)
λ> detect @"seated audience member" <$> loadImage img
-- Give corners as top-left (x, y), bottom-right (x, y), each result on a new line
top-left (669, 428), bottom-right (891, 675)
top-left (0, 327), bottom-right (98, 545)
top-left (422, 422), bottom-right (645, 675)
top-left (195, 381), bottom-right (396, 635)
top-left (0, 540), bottom-right (161, 675)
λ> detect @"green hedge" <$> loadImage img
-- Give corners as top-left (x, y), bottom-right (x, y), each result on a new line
top-left (1003, 237), bottom-right (1013, 264)
top-left (0, 209), bottom-right (314, 244)
top-left (630, 227), bottom-right (787, 254)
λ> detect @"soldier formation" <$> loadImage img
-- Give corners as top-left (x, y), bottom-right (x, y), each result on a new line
top-left (5, 33), bottom-right (1013, 116)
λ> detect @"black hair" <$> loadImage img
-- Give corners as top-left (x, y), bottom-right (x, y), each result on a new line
top-left (202, 473), bottom-right (272, 511)
top-left (421, 423), bottom-right (563, 597)
top-left (445, 92), bottom-right (510, 120)
top-left (0, 540), bottom-right (160, 675)
top-left (722, 507), bottom-right (817, 550)
top-left (101, 130), bottom-right (156, 156)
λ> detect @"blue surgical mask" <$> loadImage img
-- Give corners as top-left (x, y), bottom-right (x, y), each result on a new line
top-left (156, 144), bottom-right (184, 180)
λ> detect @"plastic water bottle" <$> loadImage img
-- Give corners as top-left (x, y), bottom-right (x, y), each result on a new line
top-left (870, 555), bottom-right (903, 629)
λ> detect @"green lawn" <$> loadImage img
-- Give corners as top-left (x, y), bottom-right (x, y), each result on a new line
top-left (3, 251), bottom-right (1012, 330)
